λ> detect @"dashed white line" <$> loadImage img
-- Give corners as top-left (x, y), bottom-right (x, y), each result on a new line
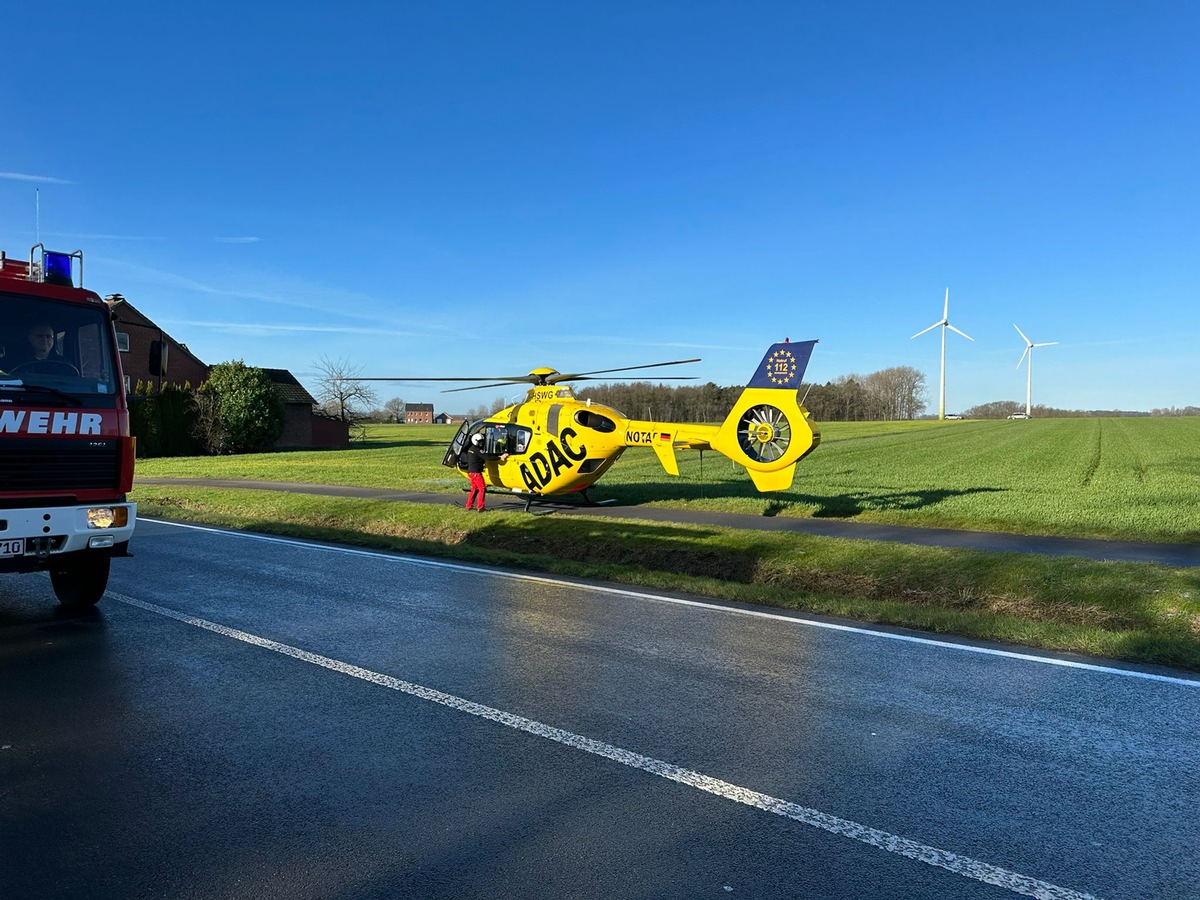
top-left (143, 517), bottom-right (1200, 688)
top-left (110, 589), bottom-right (1103, 900)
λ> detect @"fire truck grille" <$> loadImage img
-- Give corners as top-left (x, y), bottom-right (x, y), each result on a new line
top-left (0, 438), bottom-right (120, 494)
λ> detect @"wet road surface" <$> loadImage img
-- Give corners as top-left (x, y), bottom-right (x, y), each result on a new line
top-left (2, 519), bottom-right (1198, 899)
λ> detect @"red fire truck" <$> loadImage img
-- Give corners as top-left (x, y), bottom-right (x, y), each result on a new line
top-left (1, 245), bottom-right (136, 607)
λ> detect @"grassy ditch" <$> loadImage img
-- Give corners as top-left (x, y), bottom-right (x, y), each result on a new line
top-left (131, 486), bottom-right (1200, 673)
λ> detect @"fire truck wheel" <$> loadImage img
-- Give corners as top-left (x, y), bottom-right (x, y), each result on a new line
top-left (50, 556), bottom-right (111, 608)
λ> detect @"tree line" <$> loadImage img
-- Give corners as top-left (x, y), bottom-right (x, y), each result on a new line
top-left (571, 366), bottom-right (928, 423)
top-left (363, 365), bottom-right (930, 423)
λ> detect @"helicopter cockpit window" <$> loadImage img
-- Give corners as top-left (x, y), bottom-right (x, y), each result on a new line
top-left (482, 424), bottom-right (532, 455)
top-left (574, 410), bottom-right (616, 433)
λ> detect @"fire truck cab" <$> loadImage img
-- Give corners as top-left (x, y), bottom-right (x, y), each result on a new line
top-left (0, 246), bottom-right (136, 607)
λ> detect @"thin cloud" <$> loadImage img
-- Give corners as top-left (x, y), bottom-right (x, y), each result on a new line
top-left (45, 231), bottom-right (164, 242)
top-left (214, 236), bottom-right (261, 244)
top-left (161, 319), bottom-right (438, 338)
top-left (0, 172), bottom-right (73, 185)
top-left (547, 334), bottom-right (751, 352)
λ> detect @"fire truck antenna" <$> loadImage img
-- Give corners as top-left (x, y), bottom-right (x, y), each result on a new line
top-left (35, 188), bottom-right (40, 243)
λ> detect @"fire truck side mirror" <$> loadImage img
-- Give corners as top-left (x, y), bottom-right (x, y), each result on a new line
top-left (149, 340), bottom-right (169, 377)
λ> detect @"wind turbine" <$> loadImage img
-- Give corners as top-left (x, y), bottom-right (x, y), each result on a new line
top-left (1013, 324), bottom-right (1057, 417)
top-left (911, 288), bottom-right (974, 420)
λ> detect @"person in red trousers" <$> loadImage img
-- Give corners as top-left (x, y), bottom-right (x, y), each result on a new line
top-left (461, 432), bottom-right (508, 511)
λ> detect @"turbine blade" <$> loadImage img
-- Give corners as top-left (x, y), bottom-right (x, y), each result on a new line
top-left (1017, 347), bottom-right (1029, 369)
top-left (943, 288), bottom-right (949, 319)
top-left (946, 324), bottom-right (974, 342)
top-left (1033, 341), bottom-right (1058, 348)
top-left (1013, 323), bottom-right (1031, 345)
top-left (911, 321), bottom-right (941, 339)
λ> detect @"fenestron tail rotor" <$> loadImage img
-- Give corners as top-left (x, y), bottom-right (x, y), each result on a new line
top-left (736, 404), bottom-right (792, 463)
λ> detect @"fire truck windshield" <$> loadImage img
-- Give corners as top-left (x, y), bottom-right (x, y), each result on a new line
top-left (0, 294), bottom-right (120, 406)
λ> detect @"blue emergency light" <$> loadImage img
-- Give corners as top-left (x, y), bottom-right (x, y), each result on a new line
top-left (43, 251), bottom-right (74, 286)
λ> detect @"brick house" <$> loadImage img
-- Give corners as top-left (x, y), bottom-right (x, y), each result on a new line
top-left (111, 298), bottom-right (209, 392)
top-left (112, 300), bottom-right (347, 451)
top-left (405, 402), bottom-right (434, 424)
top-left (262, 369), bottom-right (349, 450)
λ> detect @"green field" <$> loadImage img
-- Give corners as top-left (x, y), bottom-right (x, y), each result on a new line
top-left (131, 417), bottom-right (1200, 671)
top-left (138, 417), bottom-right (1200, 543)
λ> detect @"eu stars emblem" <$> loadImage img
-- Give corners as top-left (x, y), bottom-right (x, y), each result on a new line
top-left (766, 349), bottom-right (798, 387)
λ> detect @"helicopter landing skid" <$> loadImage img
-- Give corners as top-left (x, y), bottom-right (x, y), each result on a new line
top-left (519, 489), bottom-right (618, 513)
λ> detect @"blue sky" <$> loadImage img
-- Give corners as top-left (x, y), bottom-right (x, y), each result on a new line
top-left (3, 1), bottom-right (1197, 414)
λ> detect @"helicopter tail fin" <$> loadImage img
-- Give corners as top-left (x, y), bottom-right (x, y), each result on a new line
top-left (707, 340), bottom-right (820, 492)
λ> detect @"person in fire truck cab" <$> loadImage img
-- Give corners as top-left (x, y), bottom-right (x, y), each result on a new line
top-left (10, 320), bottom-right (79, 376)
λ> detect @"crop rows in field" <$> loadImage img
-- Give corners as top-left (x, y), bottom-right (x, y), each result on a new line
top-left (137, 418), bottom-right (1200, 543)
top-left (615, 417), bottom-right (1200, 541)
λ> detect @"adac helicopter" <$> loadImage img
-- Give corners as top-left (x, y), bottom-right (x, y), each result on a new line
top-left (364, 340), bottom-right (821, 507)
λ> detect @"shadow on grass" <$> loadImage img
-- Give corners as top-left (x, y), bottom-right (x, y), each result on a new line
top-left (801, 486), bottom-right (1007, 518)
top-left (348, 438), bottom-right (449, 450)
top-left (597, 480), bottom-right (1007, 519)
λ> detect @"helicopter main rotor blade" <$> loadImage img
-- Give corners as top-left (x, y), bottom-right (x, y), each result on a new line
top-left (568, 376), bottom-right (699, 383)
top-left (439, 380), bottom-right (541, 393)
top-left (358, 376), bottom-right (537, 383)
top-left (363, 357), bottom-right (702, 393)
top-left (547, 358), bottom-right (701, 384)
top-left (439, 375), bottom-right (701, 393)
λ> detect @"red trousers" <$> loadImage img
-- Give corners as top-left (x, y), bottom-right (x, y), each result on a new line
top-left (466, 472), bottom-right (487, 509)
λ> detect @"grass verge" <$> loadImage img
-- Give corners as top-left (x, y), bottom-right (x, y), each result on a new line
top-left (132, 486), bottom-right (1200, 674)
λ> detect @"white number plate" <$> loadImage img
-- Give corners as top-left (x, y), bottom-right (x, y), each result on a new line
top-left (0, 538), bottom-right (24, 557)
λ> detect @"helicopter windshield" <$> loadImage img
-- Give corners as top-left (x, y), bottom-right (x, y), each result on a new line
top-left (481, 423), bottom-right (531, 455)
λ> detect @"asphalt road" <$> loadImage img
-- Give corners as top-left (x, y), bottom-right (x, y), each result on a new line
top-left (2, 519), bottom-right (1198, 899)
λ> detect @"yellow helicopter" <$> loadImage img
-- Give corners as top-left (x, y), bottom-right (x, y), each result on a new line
top-left (366, 340), bottom-right (820, 505)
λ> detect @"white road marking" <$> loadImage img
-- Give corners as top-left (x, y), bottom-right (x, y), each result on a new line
top-left (144, 518), bottom-right (1200, 688)
top-left (110, 590), bottom-right (1102, 900)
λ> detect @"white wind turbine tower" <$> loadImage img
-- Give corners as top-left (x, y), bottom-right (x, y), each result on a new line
top-left (911, 289), bottom-right (974, 420)
top-left (1013, 323), bottom-right (1057, 417)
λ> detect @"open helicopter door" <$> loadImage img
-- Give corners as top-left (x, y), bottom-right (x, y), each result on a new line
top-left (442, 420), bottom-right (475, 469)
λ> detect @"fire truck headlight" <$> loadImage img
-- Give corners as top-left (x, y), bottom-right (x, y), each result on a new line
top-left (86, 507), bottom-right (128, 529)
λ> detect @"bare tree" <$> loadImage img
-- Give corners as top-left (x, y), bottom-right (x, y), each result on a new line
top-left (864, 366), bottom-right (927, 420)
top-left (382, 397), bottom-right (405, 423)
top-left (190, 389), bottom-right (228, 454)
top-left (313, 355), bottom-right (379, 425)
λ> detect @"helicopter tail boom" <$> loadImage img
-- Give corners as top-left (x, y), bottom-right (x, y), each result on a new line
top-left (622, 341), bottom-right (820, 492)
